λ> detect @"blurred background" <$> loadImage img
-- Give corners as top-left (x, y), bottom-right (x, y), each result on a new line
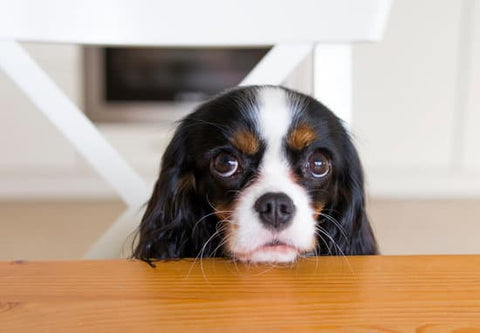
top-left (1, 0), bottom-right (480, 260)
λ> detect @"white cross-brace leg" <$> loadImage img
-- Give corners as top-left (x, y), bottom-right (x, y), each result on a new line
top-left (313, 43), bottom-right (353, 127)
top-left (240, 43), bottom-right (313, 86)
top-left (0, 41), bottom-right (151, 259)
top-left (83, 205), bottom-right (146, 259)
top-left (0, 41), bottom-right (150, 208)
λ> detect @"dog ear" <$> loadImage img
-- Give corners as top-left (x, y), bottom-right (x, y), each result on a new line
top-left (133, 123), bottom-right (214, 261)
top-left (323, 137), bottom-right (378, 255)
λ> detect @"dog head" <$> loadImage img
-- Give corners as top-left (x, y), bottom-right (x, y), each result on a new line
top-left (134, 85), bottom-right (377, 263)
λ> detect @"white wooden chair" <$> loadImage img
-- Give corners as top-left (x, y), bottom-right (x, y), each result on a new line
top-left (0, 0), bottom-right (392, 258)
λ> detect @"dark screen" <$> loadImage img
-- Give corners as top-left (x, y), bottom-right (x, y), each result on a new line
top-left (104, 47), bottom-right (270, 102)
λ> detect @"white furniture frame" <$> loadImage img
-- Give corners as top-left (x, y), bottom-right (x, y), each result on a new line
top-left (0, 0), bottom-right (392, 258)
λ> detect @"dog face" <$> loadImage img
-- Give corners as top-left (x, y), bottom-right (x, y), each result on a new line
top-left (134, 86), bottom-right (377, 263)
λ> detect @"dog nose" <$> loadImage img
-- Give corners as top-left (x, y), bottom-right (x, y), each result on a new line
top-left (254, 192), bottom-right (295, 231)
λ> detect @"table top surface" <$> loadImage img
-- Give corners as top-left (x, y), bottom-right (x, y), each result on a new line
top-left (1, 255), bottom-right (480, 332)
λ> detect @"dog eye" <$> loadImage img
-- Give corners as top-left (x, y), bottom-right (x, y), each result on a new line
top-left (212, 153), bottom-right (239, 177)
top-left (308, 151), bottom-right (331, 178)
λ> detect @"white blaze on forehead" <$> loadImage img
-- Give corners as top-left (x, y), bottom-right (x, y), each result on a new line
top-left (257, 87), bottom-right (292, 170)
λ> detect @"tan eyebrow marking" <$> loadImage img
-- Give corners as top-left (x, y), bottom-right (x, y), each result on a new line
top-left (287, 124), bottom-right (317, 151)
top-left (230, 129), bottom-right (260, 155)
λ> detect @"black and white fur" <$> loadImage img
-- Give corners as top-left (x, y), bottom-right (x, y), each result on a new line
top-left (133, 85), bottom-right (377, 263)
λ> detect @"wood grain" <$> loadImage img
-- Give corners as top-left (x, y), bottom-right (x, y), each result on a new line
top-left (1, 256), bottom-right (480, 332)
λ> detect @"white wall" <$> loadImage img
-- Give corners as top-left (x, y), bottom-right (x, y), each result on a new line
top-left (354, 0), bottom-right (480, 198)
top-left (464, 0), bottom-right (480, 171)
top-left (0, 0), bottom-right (479, 200)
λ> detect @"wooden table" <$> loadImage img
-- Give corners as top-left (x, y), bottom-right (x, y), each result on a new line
top-left (1, 256), bottom-right (480, 332)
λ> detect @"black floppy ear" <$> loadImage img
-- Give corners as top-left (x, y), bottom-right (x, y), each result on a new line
top-left (133, 124), bottom-right (213, 261)
top-left (325, 137), bottom-right (378, 255)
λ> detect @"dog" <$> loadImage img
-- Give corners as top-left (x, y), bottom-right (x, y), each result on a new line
top-left (133, 85), bottom-right (377, 263)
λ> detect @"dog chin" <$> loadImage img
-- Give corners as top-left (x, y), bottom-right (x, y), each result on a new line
top-left (234, 244), bottom-right (299, 263)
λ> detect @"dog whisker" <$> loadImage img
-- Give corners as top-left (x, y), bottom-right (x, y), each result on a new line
top-left (315, 226), bottom-right (354, 275)
top-left (318, 212), bottom-right (349, 244)
top-left (313, 230), bottom-right (333, 256)
top-left (191, 211), bottom-right (223, 234)
top-left (195, 227), bottom-right (227, 282)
